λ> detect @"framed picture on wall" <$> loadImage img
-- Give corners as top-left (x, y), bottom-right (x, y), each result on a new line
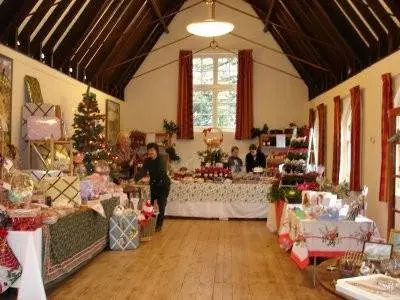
top-left (389, 229), bottom-right (400, 257)
top-left (0, 54), bottom-right (12, 144)
top-left (106, 100), bottom-right (120, 145)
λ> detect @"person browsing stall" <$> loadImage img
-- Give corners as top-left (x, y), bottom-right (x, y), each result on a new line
top-left (227, 146), bottom-right (243, 173)
top-left (245, 144), bottom-right (266, 173)
top-left (136, 143), bottom-right (171, 232)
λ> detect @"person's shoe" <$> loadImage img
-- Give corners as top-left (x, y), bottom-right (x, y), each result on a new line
top-left (155, 226), bottom-right (162, 232)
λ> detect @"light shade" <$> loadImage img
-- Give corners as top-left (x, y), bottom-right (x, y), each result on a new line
top-left (187, 20), bottom-right (234, 37)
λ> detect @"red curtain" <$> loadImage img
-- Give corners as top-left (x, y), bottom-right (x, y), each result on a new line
top-left (379, 73), bottom-right (393, 202)
top-left (309, 108), bottom-right (315, 129)
top-left (177, 50), bottom-right (193, 139)
top-left (235, 50), bottom-right (253, 140)
top-left (332, 96), bottom-right (342, 185)
top-left (317, 104), bottom-right (326, 166)
top-left (350, 86), bottom-right (361, 191)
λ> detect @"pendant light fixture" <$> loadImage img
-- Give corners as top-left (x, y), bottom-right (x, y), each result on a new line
top-left (186, 0), bottom-right (234, 37)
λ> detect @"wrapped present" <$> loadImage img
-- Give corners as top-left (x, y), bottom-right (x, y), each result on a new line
top-left (139, 200), bottom-right (157, 241)
top-left (27, 116), bottom-right (61, 140)
top-left (22, 103), bottom-right (59, 140)
top-left (109, 207), bottom-right (139, 251)
top-left (42, 176), bottom-right (81, 206)
top-left (80, 179), bottom-right (93, 200)
top-left (8, 207), bottom-right (42, 231)
top-left (25, 169), bottom-right (62, 182)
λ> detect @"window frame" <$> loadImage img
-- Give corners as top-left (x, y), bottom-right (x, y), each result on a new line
top-left (192, 53), bottom-right (238, 132)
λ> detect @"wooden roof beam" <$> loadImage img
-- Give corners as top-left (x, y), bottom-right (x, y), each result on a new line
top-left (263, 0), bottom-right (276, 32)
top-left (93, 0), bottom-right (148, 78)
top-left (149, 0), bottom-right (169, 33)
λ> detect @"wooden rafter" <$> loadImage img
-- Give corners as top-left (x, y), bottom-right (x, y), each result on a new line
top-left (263, 0), bottom-right (276, 32)
top-left (149, 0), bottom-right (169, 33)
top-left (18, 0), bottom-right (57, 55)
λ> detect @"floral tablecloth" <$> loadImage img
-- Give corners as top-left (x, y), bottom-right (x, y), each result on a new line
top-left (278, 204), bottom-right (380, 269)
top-left (168, 182), bottom-right (269, 204)
top-left (132, 183), bottom-right (270, 218)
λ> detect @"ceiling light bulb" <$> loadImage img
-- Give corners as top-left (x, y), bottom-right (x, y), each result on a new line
top-left (69, 67), bottom-right (73, 73)
top-left (187, 20), bottom-right (234, 37)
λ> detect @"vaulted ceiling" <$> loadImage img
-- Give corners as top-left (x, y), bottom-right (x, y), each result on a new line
top-left (0, 0), bottom-right (399, 100)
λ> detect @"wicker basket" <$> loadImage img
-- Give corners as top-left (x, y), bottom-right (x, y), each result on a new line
top-left (140, 214), bottom-right (158, 242)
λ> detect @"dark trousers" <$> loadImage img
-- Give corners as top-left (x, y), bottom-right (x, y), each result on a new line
top-left (150, 184), bottom-right (170, 229)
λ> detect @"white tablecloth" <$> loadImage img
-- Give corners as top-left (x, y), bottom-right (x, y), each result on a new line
top-left (7, 228), bottom-right (46, 299)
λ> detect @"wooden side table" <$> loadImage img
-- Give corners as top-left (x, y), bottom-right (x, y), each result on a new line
top-left (28, 140), bottom-right (73, 175)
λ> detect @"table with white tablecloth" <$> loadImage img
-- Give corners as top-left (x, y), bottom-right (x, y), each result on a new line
top-left (135, 182), bottom-right (270, 219)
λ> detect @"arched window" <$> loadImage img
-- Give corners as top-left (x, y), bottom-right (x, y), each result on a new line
top-left (339, 96), bottom-right (351, 183)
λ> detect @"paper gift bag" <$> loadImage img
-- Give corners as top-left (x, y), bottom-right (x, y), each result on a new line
top-left (27, 116), bottom-right (61, 140)
top-left (22, 103), bottom-right (59, 141)
top-left (42, 176), bottom-right (81, 206)
top-left (24, 75), bottom-right (44, 104)
top-left (109, 213), bottom-right (139, 251)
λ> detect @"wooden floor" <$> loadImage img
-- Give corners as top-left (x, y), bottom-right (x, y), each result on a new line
top-left (46, 219), bottom-right (338, 300)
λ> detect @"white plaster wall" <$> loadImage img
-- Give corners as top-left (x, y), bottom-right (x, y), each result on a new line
top-left (0, 44), bottom-right (124, 167)
top-left (123, 0), bottom-right (308, 163)
top-left (309, 49), bottom-right (400, 238)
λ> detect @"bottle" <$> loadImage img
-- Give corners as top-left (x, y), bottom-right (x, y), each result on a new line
top-left (45, 196), bottom-right (52, 207)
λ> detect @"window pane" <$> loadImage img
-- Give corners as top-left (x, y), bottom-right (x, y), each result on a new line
top-left (218, 57), bottom-right (238, 85)
top-left (193, 57), bottom-right (213, 85)
top-left (217, 91), bottom-right (236, 128)
top-left (193, 91), bottom-right (213, 127)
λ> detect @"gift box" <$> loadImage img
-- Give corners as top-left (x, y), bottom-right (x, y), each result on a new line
top-left (80, 179), bottom-right (93, 200)
top-left (109, 211), bottom-right (140, 251)
top-left (22, 103), bottom-right (59, 140)
top-left (25, 169), bottom-right (62, 182)
top-left (24, 75), bottom-right (44, 104)
top-left (27, 116), bottom-right (61, 140)
top-left (42, 176), bottom-right (81, 206)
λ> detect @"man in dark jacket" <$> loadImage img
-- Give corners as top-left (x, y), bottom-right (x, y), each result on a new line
top-left (245, 144), bottom-right (266, 172)
top-left (136, 143), bottom-right (171, 231)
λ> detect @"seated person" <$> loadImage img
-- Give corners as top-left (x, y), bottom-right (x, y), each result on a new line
top-left (227, 146), bottom-right (243, 173)
top-left (245, 144), bottom-right (266, 172)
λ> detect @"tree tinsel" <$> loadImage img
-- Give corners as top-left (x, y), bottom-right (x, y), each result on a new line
top-left (72, 86), bottom-right (109, 174)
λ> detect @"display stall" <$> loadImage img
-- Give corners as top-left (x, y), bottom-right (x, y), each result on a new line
top-left (278, 204), bottom-right (379, 269)
top-left (42, 197), bottom-right (118, 286)
top-left (127, 182), bottom-right (270, 219)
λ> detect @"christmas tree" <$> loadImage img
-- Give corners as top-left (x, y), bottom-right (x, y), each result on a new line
top-left (72, 86), bottom-right (109, 174)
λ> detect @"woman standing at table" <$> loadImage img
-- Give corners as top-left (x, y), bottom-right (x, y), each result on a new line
top-left (136, 143), bottom-right (171, 232)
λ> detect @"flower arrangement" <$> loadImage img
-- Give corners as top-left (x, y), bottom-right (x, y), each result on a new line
top-left (197, 148), bottom-right (228, 164)
top-left (163, 119), bottom-right (178, 136)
